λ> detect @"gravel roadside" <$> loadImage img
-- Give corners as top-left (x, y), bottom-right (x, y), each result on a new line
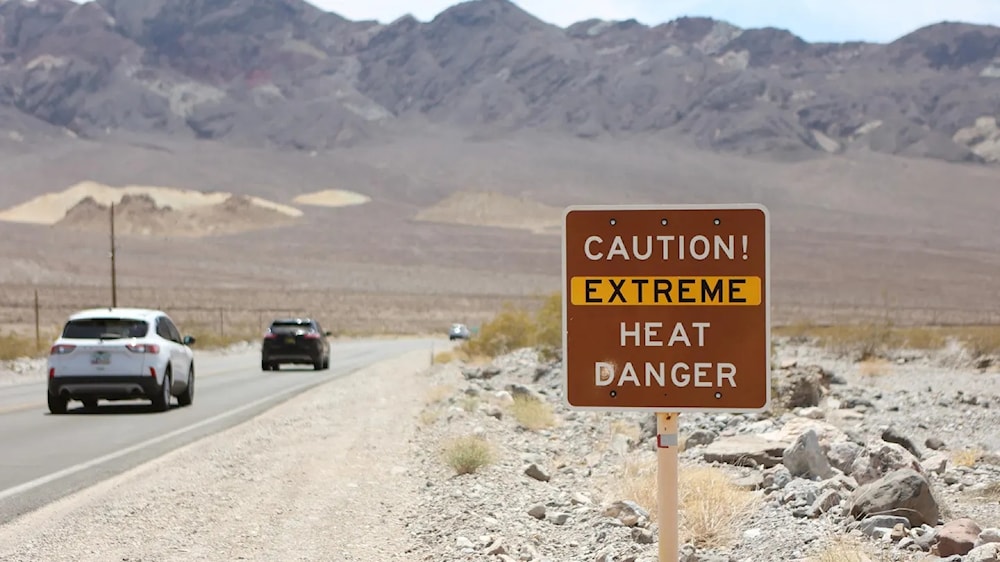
top-left (0, 348), bottom-right (432, 562)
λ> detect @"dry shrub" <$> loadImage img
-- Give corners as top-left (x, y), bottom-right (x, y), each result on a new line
top-left (951, 447), bottom-right (983, 468)
top-left (442, 434), bottom-right (495, 475)
top-left (460, 395), bottom-right (480, 413)
top-left (424, 384), bottom-right (455, 405)
top-left (857, 358), bottom-right (891, 377)
top-left (509, 395), bottom-right (555, 431)
top-left (951, 326), bottom-right (1000, 357)
top-left (433, 350), bottom-right (456, 364)
top-left (612, 454), bottom-right (657, 520)
top-left (679, 466), bottom-right (760, 549)
top-left (418, 408), bottom-right (440, 426)
top-left (0, 332), bottom-right (45, 361)
top-left (808, 535), bottom-right (883, 562)
top-left (605, 456), bottom-right (758, 549)
top-left (459, 292), bottom-right (562, 359)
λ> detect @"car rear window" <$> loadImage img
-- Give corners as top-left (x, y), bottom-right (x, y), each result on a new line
top-left (62, 318), bottom-right (149, 339)
top-left (269, 321), bottom-right (315, 332)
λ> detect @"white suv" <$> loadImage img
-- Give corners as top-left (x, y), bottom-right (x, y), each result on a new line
top-left (47, 308), bottom-right (196, 414)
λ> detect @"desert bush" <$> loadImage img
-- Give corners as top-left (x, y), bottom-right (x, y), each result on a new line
top-left (807, 536), bottom-right (884, 562)
top-left (509, 395), bottom-right (555, 430)
top-left (605, 456), bottom-right (757, 548)
top-left (679, 466), bottom-right (760, 548)
top-left (0, 332), bottom-right (46, 361)
top-left (433, 350), bottom-right (456, 364)
top-left (951, 447), bottom-right (983, 468)
top-left (442, 434), bottom-right (495, 475)
top-left (460, 292), bottom-right (562, 359)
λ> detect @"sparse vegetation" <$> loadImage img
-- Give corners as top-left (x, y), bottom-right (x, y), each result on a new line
top-left (509, 395), bottom-right (555, 430)
top-left (952, 447), bottom-right (983, 468)
top-left (807, 535), bottom-right (885, 562)
top-left (606, 456), bottom-right (758, 549)
top-left (0, 332), bottom-right (49, 361)
top-left (857, 358), bottom-right (891, 377)
top-left (424, 384), bottom-right (455, 406)
top-left (433, 350), bottom-right (456, 364)
top-left (460, 293), bottom-right (562, 359)
top-left (679, 466), bottom-right (761, 549)
top-left (774, 322), bottom-right (1000, 360)
top-left (187, 323), bottom-right (263, 350)
top-left (442, 434), bottom-right (495, 475)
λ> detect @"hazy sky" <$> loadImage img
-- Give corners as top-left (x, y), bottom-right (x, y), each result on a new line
top-left (309, 0), bottom-right (1000, 43)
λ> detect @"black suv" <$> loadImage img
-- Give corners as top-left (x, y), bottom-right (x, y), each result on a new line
top-left (261, 318), bottom-right (331, 371)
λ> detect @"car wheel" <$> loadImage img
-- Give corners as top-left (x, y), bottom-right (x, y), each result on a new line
top-left (151, 370), bottom-right (171, 412)
top-left (47, 393), bottom-right (68, 415)
top-left (313, 357), bottom-right (323, 371)
top-left (261, 360), bottom-right (269, 371)
top-left (323, 356), bottom-right (330, 370)
top-left (177, 365), bottom-right (194, 407)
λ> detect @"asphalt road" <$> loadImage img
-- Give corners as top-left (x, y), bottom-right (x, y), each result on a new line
top-left (0, 337), bottom-right (438, 525)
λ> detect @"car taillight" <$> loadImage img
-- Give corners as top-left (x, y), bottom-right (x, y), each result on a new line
top-left (49, 368), bottom-right (55, 379)
top-left (126, 343), bottom-right (160, 354)
top-left (264, 332), bottom-right (278, 339)
top-left (50, 344), bottom-right (76, 355)
top-left (150, 367), bottom-right (156, 378)
top-left (303, 332), bottom-right (320, 340)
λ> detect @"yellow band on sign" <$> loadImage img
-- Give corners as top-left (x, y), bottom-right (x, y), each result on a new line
top-left (570, 276), bottom-right (762, 306)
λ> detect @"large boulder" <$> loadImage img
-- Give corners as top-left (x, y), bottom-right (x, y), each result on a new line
top-left (847, 468), bottom-right (939, 528)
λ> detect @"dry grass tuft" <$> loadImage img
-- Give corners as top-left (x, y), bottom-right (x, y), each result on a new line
top-left (612, 454), bottom-right (657, 520)
top-left (459, 292), bottom-right (561, 359)
top-left (774, 323), bottom-right (1000, 360)
top-left (418, 408), bottom-right (440, 426)
top-left (433, 350), bottom-right (457, 364)
top-left (605, 456), bottom-right (758, 549)
top-left (679, 466), bottom-right (761, 549)
top-left (509, 395), bottom-right (555, 431)
top-left (951, 448), bottom-right (983, 468)
top-left (0, 332), bottom-right (48, 361)
top-left (857, 358), bottom-right (891, 377)
top-left (424, 384), bottom-right (455, 406)
top-left (442, 434), bottom-right (495, 475)
top-left (807, 535), bottom-right (884, 562)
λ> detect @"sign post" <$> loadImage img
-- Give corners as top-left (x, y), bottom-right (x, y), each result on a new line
top-left (561, 204), bottom-right (770, 560)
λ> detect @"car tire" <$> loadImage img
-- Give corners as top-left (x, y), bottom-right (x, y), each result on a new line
top-left (313, 358), bottom-right (323, 371)
top-left (261, 360), bottom-right (269, 371)
top-left (323, 356), bottom-right (330, 370)
top-left (151, 370), bottom-right (171, 412)
top-left (177, 365), bottom-right (194, 407)
top-left (47, 393), bottom-right (68, 415)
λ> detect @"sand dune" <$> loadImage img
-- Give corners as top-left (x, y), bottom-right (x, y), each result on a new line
top-left (0, 181), bottom-right (302, 225)
top-left (414, 191), bottom-right (562, 234)
top-left (292, 189), bottom-right (371, 208)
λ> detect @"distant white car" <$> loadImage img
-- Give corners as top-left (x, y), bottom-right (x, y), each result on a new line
top-left (46, 308), bottom-right (196, 414)
top-left (449, 323), bottom-right (471, 341)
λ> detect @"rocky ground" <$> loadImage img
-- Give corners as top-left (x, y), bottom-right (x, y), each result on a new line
top-left (402, 338), bottom-right (1000, 562)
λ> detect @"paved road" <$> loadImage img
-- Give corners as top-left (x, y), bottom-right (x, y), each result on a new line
top-left (0, 337), bottom-right (438, 525)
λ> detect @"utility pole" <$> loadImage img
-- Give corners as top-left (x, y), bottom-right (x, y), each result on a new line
top-left (110, 201), bottom-right (117, 308)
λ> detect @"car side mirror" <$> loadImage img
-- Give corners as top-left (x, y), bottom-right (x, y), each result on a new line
top-left (183, 335), bottom-right (196, 345)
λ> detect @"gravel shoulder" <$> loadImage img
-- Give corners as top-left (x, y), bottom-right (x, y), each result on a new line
top-left (0, 348), bottom-right (432, 562)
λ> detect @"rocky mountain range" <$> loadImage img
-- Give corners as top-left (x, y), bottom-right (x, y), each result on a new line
top-left (2, 0), bottom-right (1000, 164)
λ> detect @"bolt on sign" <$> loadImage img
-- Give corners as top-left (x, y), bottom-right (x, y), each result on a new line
top-left (561, 204), bottom-right (770, 412)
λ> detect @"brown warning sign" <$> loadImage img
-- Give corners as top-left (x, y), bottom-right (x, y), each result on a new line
top-left (562, 204), bottom-right (770, 412)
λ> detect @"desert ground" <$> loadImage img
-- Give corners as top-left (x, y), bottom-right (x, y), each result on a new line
top-left (1, 328), bottom-right (998, 561)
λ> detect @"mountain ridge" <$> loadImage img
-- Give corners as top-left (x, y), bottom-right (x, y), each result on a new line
top-left (1, 0), bottom-right (999, 164)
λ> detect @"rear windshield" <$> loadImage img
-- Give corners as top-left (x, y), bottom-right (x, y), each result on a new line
top-left (62, 318), bottom-right (149, 339)
top-left (269, 321), bottom-right (315, 332)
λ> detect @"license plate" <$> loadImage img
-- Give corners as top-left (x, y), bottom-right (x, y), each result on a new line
top-left (91, 351), bottom-right (111, 365)
top-left (284, 337), bottom-right (295, 344)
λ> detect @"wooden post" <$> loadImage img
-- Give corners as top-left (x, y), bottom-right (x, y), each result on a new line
top-left (658, 412), bottom-right (680, 562)
top-left (110, 202), bottom-right (117, 308)
top-left (34, 289), bottom-right (40, 351)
